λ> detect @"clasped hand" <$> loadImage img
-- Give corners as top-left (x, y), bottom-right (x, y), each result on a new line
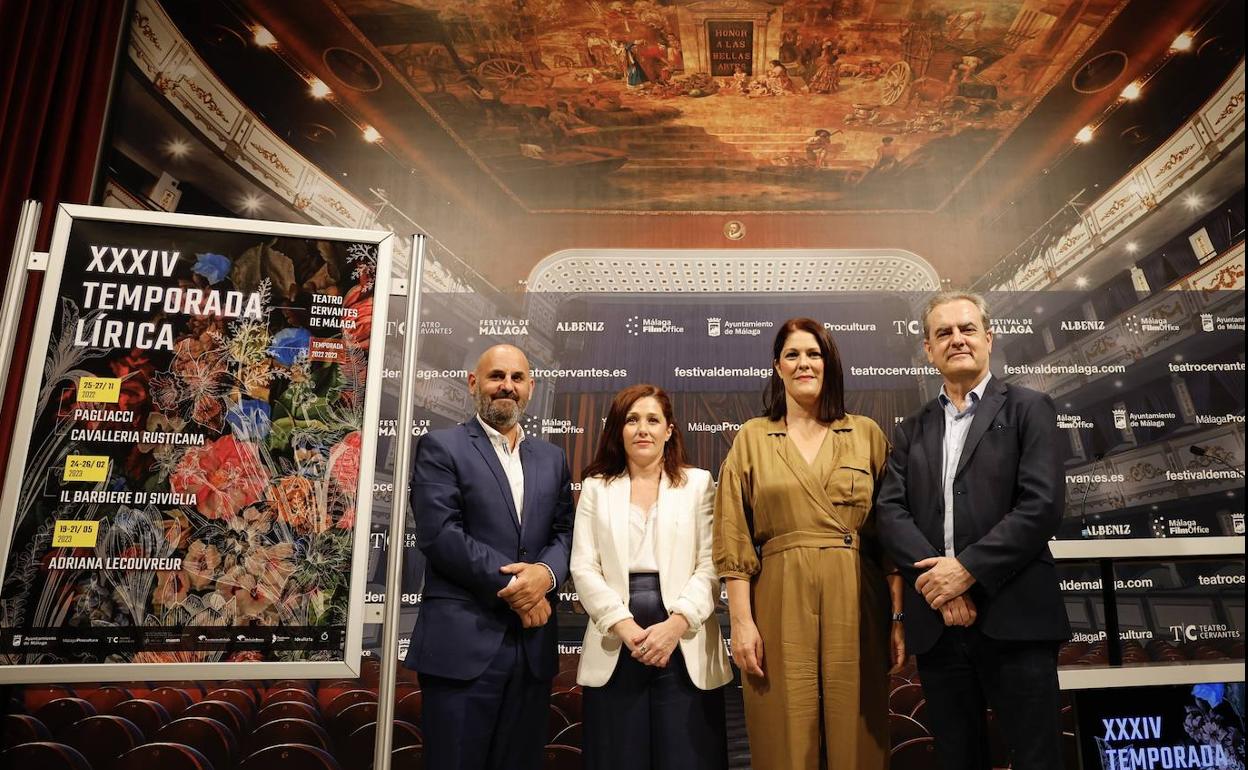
top-left (914, 556), bottom-right (977, 627)
top-left (613, 615), bottom-right (688, 668)
top-left (498, 562), bottom-right (553, 628)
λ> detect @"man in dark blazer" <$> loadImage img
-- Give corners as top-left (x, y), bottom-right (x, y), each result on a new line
top-left (406, 344), bottom-right (574, 770)
top-left (877, 292), bottom-right (1071, 770)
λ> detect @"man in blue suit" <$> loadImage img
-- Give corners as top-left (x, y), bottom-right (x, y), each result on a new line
top-left (406, 344), bottom-right (574, 770)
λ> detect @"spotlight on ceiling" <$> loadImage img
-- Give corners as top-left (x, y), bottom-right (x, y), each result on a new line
top-left (165, 138), bottom-right (191, 158)
top-left (1170, 32), bottom-right (1195, 52)
top-left (1125, 242), bottom-right (1140, 254)
top-left (252, 25), bottom-right (277, 48)
top-left (239, 194), bottom-right (264, 213)
top-left (1120, 81), bottom-right (1142, 100)
top-left (362, 125), bottom-right (382, 143)
top-left (308, 78), bottom-right (331, 99)
top-left (1074, 276), bottom-right (1089, 289)
top-left (1184, 193), bottom-right (1203, 210)
top-left (1075, 125), bottom-right (1095, 143)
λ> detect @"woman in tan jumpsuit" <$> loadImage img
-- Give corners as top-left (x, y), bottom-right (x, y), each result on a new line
top-left (713, 318), bottom-right (905, 770)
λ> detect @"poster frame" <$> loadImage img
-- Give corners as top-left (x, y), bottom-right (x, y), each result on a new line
top-left (0, 203), bottom-right (394, 683)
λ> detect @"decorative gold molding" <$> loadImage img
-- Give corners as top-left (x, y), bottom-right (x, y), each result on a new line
top-left (1156, 143), bottom-right (1196, 176)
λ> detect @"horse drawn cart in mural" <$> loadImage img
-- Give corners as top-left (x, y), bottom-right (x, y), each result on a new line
top-left (875, 25), bottom-right (1016, 106)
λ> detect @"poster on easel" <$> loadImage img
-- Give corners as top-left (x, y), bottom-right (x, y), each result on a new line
top-left (0, 204), bottom-right (392, 683)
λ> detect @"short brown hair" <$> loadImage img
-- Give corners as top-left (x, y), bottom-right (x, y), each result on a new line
top-left (922, 291), bottom-right (992, 338)
top-left (763, 318), bottom-right (847, 423)
top-left (582, 384), bottom-right (688, 486)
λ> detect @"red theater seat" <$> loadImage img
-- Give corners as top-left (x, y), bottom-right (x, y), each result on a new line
top-left (185, 698), bottom-right (249, 734)
top-left (219, 681), bottom-right (261, 701)
top-left (247, 718), bottom-right (331, 754)
top-left (147, 686), bottom-right (194, 719)
top-left (36, 697), bottom-right (97, 737)
top-left (206, 687), bottom-right (259, 724)
top-left (909, 698), bottom-right (928, 725)
top-left (543, 743), bottom-right (582, 770)
top-left (326, 689), bottom-right (378, 720)
top-left (82, 686), bottom-right (134, 714)
top-left (552, 669), bottom-right (579, 691)
top-left (257, 700), bottom-right (322, 726)
top-left (887, 683), bottom-right (924, 717)
top-left (391, 744), bottom-right (424, 770)
top-left (551, 690), bottom-right (582, 723)
top-left (330, 701), bottom-right (379, 746)
top-left (548, 704), bottom-right (570, 740)
top-left (156, 715), bottom-right (238, 770)
top-left (890, 737), bottom-right (938, 770)
top-left (1, 713), bottom-right (51, 750)
top-left (263, 688), bottom-right (319, 709)
top-left (395, 690), bottom-right (422, 726)
top-left (888, 712), bottom-right (929, 746)
top-left (551, 721), bottom-right (582, 748)
top-left (114, 742), bottom-right (213, 770)
top-left (343, 721), bottom-right (423, 770)
top-left (22, 685), bottom-right (75, 714)
top-left (159, 681), bottom-right (206, 702)
top-left (111, 698), bottom-right (173, 739)
top-left (1, 741), bottom-right (92, 770)
top-left (63, 714), bottom-right (144, 769)
top-left (240, 743), bottom-right (343, 770)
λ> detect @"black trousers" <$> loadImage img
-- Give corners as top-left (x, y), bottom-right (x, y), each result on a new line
top-left (583, 574), bottom-right (728, 770)
top-left (916, 627), bottom-right (1063, 770)
top-left (421, 628), bottom-right (550, 770)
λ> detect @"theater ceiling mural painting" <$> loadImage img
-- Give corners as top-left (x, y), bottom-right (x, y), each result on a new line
top-left (329, 0), bottom-right (1125, 213)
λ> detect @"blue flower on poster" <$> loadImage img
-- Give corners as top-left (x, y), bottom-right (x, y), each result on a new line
top-left (193, 252), bottom-right (232, 284)
top-left (227, 399), bottom-right (272, 441)
top-left (269, 327), bottom-right (311, 366)
top-left (1192, 682), bottom-right (1224, 709)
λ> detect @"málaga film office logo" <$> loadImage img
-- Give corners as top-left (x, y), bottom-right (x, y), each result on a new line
top-left (626, 316), bottom-right (684, 336)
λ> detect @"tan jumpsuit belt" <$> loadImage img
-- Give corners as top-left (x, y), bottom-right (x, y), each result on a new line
top-left (760, 530), bottom-right (859, 559)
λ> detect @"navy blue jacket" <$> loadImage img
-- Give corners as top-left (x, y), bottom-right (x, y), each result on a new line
top-left (405, 419), bottom-right (574, 681)
top-left (876, 377), bottom-right (1071, 655)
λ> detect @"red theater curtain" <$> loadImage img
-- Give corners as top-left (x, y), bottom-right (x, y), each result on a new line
top-left (0, 0), bottom-right (128, 476)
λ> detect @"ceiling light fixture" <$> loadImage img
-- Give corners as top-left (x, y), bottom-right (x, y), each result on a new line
top-left (1120, 81), bottom-right (1142, 100)
top-left (308, 78), bottom-right (331, 99)
top-left (165, 138), bottom-right (191, 158)
top-left (362, 125), bottom-right (382, 143)
top-left (1074, 276), bottom-right (1089, 289)
top-left (1170, 32), bottom-right (1195, 52)
top-left (252, 25), bottom-right (277, 48)
top-left (1184, 193), bottom-right (1203, 210)
top-left (1075, 125), bottom-right (1095, 143)
top-left (239, 194), bottom-right (264, 213)
top-left (1125, 242), bottom-right (1139, 254)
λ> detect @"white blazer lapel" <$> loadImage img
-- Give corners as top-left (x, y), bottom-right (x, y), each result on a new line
top-left (607, 475), bottom-right (631, 586)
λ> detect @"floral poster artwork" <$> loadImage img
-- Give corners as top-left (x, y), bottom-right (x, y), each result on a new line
top-left (0, 214), bottom-right (380, 666)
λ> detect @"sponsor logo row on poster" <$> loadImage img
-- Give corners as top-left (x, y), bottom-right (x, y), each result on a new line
top-left (384, 313), bottom-right (1244, 341)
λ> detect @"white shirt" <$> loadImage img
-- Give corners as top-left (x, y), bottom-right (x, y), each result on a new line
top-left (477, 414), bottom-right (525, 523)
top-left (628, 501), bottom-right (660, 573)
top-left (937, 371), bottom-right (992, 557)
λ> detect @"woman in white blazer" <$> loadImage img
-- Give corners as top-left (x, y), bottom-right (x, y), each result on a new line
top-left (571, 383), bottom-right (731, 770)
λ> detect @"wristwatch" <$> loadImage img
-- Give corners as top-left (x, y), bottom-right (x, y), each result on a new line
top-left (890, 612), bottom-right (905, 622)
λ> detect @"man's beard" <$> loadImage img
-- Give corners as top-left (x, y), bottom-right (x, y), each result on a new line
top-left (476, 390), bottom-right (523, 431)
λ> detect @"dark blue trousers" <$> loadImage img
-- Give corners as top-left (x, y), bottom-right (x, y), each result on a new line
top-left (917, 626), bottom-right (1063, 770)
top-left (421, 628), bottom-right (550, 770)
top-left (583, 574), bottom-right (727, 770)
